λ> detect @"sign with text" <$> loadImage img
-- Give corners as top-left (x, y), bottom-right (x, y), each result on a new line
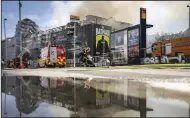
top-left (95, 27), bottom-right (111, 56)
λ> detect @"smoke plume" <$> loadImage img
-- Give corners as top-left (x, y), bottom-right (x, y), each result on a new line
top-left (72, 1), bottom-right (143, 24)
top-left (71, 1), bottom-right (190, 34)
top-left (49, 1), bottom-right (190, 34)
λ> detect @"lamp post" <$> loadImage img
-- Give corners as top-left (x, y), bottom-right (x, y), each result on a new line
top-left (4, 18), bottom-right (7, 61)
top-left (4, 19), bottom-right (7, 115)
top-left (19, 0), bottom-right (23, 68)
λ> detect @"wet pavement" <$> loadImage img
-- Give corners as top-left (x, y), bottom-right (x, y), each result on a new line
top-left (2, 75), bottom-right (190, 117)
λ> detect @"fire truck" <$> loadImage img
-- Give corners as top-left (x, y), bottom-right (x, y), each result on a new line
top-left (13, 57), bottom-right (29, 68)
top-left (10, 52), bottom-right (30, 68)
top-left (38, 45), bottom-right (66, 68)
top-left (40, 77), bottom-right (65, 89)
top-left (151, 36), bottom-right (190, 63)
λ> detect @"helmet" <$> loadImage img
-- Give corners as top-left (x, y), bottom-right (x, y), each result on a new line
top-left (87, 47), bottom-right (90, 53)
top-left (83, 47), bottom-right (90, 53)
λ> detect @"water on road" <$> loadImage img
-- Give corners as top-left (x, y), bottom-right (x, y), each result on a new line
top-left (2, 73), bottom-right (190, 117)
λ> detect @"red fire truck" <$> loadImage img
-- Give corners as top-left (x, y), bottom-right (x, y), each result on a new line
top-left (38, 45), bottom-right (66, 68)
top-left (12, 52), bottom-right (30, 68)
top-left (13, 57), bottom-right (29, 68)
top-left (40, 77), bottom-right (65, 88)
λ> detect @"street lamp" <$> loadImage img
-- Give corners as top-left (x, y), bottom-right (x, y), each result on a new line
top-left (4, 19), bottom-right (8, 115)
top-left (4, 18), bottom-right (7, 61)
top-left (18, 0), bottom-right (23, 68)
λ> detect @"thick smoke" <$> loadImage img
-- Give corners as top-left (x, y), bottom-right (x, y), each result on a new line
top-left (71, 1), bottom-right (190, 34)
top-left (72, 1), bottom-right (143, 24)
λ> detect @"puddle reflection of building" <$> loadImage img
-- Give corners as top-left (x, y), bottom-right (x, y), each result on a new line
top-left (2, 76), bottom-right (154, 117)
top-left (110, 79), bottom-right (153, 117)
top-left (38, 77), bottom-right (154, 117)
top-left (2, 76), bottom-right (18, 115)
top-left (2, 76), bottom-right (42, 116)
top-left (15, 76), bottom-right (41, 115)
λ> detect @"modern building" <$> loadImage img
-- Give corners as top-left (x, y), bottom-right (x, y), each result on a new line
top-left (15, 18), bottom-right (40, 49)
top-left (1, 40), bottom-right (6, 60)
top-left (81, 15), bottom-right (133, 32)
top-left (2, 15), bottom-right (133, 65)
top-left (4, 37), bottom-right (18, 61)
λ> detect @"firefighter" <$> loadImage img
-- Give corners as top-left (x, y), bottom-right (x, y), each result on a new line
top-left (79, 47), bottom-right (95, 67)
top-left (1, 58), bottom-right (5, 68)
top-left (80, 47), bottom-right (90, 63)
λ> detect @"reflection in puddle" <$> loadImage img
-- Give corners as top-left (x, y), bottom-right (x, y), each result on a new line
top-left (2, 76), bottom-right (190, 117)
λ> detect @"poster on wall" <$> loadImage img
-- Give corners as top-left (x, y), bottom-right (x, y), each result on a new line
top-left (95, 26), bottom-right (111, 56)
top-left (111, 34), bottom-right (115, 49)
top-left (124, 30), bottom-right (128, 61)
top-left (128, 28), bottom-right (139, 58)
top-left (115, 31), bottom-right (124, 47)
top-left (110, 29), bottom-right (128, 64)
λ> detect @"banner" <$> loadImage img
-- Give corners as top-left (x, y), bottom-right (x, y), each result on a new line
top-left (95, 27), bottom-right (110, 56)
top-left (115, 31), bottom-right (124, 47)
top-left (111, 34), bottom-right (115, 48)
top-left (128, 28), bottom-right (140, 58)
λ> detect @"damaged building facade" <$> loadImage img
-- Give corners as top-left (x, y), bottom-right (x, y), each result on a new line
top-left (2, 15), bottom-right (132, 66)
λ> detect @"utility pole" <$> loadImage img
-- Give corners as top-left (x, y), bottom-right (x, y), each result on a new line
top-left (74, 23), bottom-right (76, 68)
top-left (68, 15), bottom-right (79, 67)
top-left (19, 0), bottom-right (23, 68)
top-left (4, 18), bottom-right (7, 62)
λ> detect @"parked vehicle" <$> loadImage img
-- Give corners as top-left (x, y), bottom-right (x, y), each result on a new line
top-left (38, 45), bottom-right (66, 68)
top-left (151, 36), bottom-right (190, 63)
top-left (13, 57), bottom-right (29, 68)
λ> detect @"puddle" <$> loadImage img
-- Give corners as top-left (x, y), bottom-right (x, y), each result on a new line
top-left (2, 76), bottom-right (190, 117)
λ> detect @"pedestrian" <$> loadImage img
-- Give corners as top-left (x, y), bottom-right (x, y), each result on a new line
top-left (1, 58), bottom-right (5, 68)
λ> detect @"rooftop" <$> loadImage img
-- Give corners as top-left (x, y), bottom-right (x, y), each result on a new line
top-left (85, 15), bottom-right (132, 25)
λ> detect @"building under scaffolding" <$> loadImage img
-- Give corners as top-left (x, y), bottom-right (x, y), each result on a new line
top-left (2, 15), bottom-right (132, 66)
